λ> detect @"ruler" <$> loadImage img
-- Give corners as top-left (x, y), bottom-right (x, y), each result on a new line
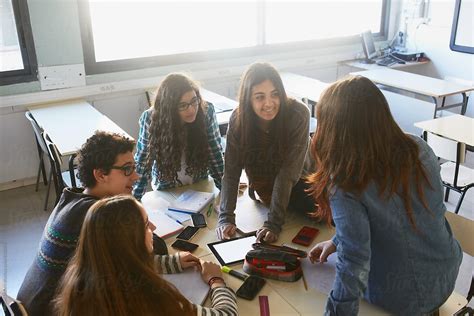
top-left (259, 295), bottom-right (270, 316)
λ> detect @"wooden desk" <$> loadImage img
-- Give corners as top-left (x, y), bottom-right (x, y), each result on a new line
top-left (414, 114), bottom-right (474, 146)
top-left (28, 99), bottom-right (132, 185)
top-left (351, 68), bottom-right (474, 118)
top-left (142, 180), bottom-right (388, 315)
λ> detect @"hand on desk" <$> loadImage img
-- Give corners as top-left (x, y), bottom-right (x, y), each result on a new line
top-left (256, 227), bottom-right (278, 243)
top-left (216, 224), bottom-right (237, 240)
top-left (179, 251), bottom-right (201, 269)
top-left (200, 260), bottom-right (226, 288)
top-left (309, 240), bottom-right (336, 264)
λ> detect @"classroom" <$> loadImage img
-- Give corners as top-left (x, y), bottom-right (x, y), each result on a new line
top-left (0, 0), bottom-right (473, 315)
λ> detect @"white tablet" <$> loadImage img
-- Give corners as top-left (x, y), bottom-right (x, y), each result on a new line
top-left (207, 235), bottom-right (257, 266)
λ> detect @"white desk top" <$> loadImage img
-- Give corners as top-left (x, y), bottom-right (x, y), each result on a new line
top-left (343, 59), bottom-right (429, 71)
top-left (281, 72), bottom-right (330, 103)
top-left (414, 114), bottom-right (474, 146)
top-left (351, 68), bottom-right (474, 98)
top-left (142, 179), bottom-right (388, 315)
top-left (200, 88), bottom-right (238, 114)
top-left (28, 99), bottom-right (132, 156)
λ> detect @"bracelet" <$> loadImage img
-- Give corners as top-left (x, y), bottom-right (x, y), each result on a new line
top-left (208, 276), bottom-right (225, 287)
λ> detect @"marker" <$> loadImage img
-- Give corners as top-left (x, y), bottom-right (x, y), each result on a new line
top-left (221, 266), bottom-right (248, 281)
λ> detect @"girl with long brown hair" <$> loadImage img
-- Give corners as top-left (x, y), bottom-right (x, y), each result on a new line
top-left (133, 73), bottom-right (224, 200)
top-left (54, 195), bottom-right (237, 316)
top-left (217, 62), bottom-right (316, 243)
top-left (307, 76), bottom-right (461, 315)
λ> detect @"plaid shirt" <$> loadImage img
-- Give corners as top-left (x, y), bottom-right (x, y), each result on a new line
top-left (133, 102), bottom-right (224, 200)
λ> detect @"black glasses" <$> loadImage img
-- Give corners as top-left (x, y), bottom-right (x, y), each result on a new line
top-left (178, 96), bottom-right (200, 112)
top-left (110, 164), bottom-right (136, 176)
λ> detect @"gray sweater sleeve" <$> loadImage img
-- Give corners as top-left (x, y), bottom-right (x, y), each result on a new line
top-left (218, 102), bottom-right (310, 233)
top-left (218, 110), bottom-right (242, 227)
top-left (264, 101), bottom-right (310, 233)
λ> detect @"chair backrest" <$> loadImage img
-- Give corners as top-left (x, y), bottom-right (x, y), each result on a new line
top-left (445, 211), bottom-right (474, 257)
top-left (43, 132), bottom-right (65, 193)
top-left (425, 131), bottom-right (466, 163)
top-left (25, 111), bottom-right (49, 154)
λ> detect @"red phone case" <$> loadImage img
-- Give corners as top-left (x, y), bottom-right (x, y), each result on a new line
top-left (291, 226), bottom-right (319, 246)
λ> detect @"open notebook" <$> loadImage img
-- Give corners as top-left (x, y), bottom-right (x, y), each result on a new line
top-left (141, 195), bottom-right (184, 238)
top-left (162, 267), bottom-right (210, 305)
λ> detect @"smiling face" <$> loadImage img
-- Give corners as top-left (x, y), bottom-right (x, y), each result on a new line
top-left (178, 90), bottom-right (199, 124)
top-left (250, 80), bottom-right (281, 123)
top-left (99, 151), bottom-right (139, 196)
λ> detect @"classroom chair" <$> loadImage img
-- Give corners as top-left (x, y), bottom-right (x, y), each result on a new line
top-left (424, 131), bottom-right (474, 214)
top-left (439, 211), bottom-right (474, 316)
top-left (24, 111), bottom-right (48, 191)
top-left (43, 133), bottom-right (80, 209)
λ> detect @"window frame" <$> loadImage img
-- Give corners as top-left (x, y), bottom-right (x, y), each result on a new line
top-left (78, 0), bottom-right (390, 75)
top-left (0, 0), bottom-right (38, 86)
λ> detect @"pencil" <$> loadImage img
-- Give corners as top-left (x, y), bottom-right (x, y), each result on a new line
top-left (301, 270), bottom-right (308, 291)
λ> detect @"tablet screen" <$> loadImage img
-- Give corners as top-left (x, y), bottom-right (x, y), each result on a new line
top-left (207, 236), bottom-right (257, 266)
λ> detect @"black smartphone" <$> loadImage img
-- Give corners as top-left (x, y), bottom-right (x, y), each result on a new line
top-left (236, 275), bottom-right (266, 300)
top-left (191, 213), bottom-right (207, 228)
top-left (171, 239), bottom-right (199, 252)
top-left (176, 226), bottom-right (200, 240)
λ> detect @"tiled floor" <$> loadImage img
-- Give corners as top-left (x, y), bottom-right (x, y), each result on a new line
top-left (0, 168), bottom-right (473, 305)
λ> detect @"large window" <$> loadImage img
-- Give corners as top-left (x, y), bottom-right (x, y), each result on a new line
top-left (79, 0), bottom-right (388, 74)
top-left (0, 0), bottom-right (37, 85)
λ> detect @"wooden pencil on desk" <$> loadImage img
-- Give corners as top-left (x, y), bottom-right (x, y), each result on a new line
top-left (301, 270), bottom-right (308, 291)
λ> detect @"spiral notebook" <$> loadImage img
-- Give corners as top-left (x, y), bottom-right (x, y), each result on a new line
top-left (162, 267), bottom-right (209, 305)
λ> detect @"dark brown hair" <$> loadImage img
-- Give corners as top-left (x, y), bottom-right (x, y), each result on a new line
top-left (77, 131), bottom-right (135, 187)
top-left (147, 73), bottom-right (208, 185)
top-left (307, 76), bottom-right (430, 228)
top-left (54, 195), bottom-right (194, 316)
top-left (235, 62), bottom-right (290, 169)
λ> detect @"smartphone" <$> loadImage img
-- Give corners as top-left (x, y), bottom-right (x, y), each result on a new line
top-left (236, 275), bottom-right (266, 300)
top-left (291, 226), bottom-right (319, 247)
top-left (171, 239), bottom-right (199, 252)
top-left (191, 213), bottom-right (207, 228)
top-left (176, 226), bottom-right (200, 240)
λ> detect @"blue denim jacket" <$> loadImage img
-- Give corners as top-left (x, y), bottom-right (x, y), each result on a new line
top-left (326, 135), bottom-right (462, 315)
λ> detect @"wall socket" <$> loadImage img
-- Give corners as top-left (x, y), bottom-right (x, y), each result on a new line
top-left (38, 64), bottom-right (86, 91)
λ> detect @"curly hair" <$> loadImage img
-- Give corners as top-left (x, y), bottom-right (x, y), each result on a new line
top-left (147, 73), bottom-right (209, 185)
top-left (77, 131), bottom-right (135, 188)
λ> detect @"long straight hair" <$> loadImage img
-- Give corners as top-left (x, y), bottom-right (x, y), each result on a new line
top-left (236, 62), bottom-right (290, 168)
top-left (54, 195), bottom-right (194, 316)
top-left (148, 73), bottom-right (208, 184)
top-left (307, 76), bottom-right (430, 228)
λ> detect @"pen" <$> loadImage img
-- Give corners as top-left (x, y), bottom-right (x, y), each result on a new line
top-left (206, 203), bottom-right (213, 217)
top-left (301, 269), bottom-right (308, 291)
top-left (221, 266), bottom-right (248, 281)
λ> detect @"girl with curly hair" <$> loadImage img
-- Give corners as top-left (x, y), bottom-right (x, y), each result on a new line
top-left (133, 73), bottom-right (224, 200)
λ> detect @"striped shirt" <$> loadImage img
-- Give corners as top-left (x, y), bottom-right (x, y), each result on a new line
top-left (133, 102), bottom-right (224, 200)
top-left (156, 253), bottom-right (238, 316)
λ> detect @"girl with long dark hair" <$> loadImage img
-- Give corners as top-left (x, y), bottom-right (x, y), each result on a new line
top-left (217, 62), bottom-right (316, 243)
top-left (133, 73), bottom-right (224, 200)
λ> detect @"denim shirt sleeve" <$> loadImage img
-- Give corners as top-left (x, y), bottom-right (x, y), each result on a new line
top-left (326, 190), bottom-right (371, 316)
top-left (133, 110), bottom-right (152, 200)
top-left (205, 102), bottom-right (224, 190)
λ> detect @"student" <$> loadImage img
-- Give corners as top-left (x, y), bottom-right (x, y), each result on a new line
top-left (133, 73), bottom-right (224, 200)
top-left (217, 62), bottom-right (315, 243)
top-left (17, 131), bottom-right (167, 315)
top-left (307, 76), bottom-right (462, 315)
top-left (54, 195), bottom-right (237, 316)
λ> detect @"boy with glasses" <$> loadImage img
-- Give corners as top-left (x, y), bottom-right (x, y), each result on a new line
top-left (17, 131), bottom-right (141, 315)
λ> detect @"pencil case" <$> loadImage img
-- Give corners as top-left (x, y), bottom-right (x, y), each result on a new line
top-left (243, 249), bottom-right (302, 282)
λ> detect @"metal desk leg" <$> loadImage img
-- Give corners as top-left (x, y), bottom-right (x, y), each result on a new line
top-left (69, 154), bottom-right (77, 187)
top-left (461, 93), bottom-right (468, 115)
